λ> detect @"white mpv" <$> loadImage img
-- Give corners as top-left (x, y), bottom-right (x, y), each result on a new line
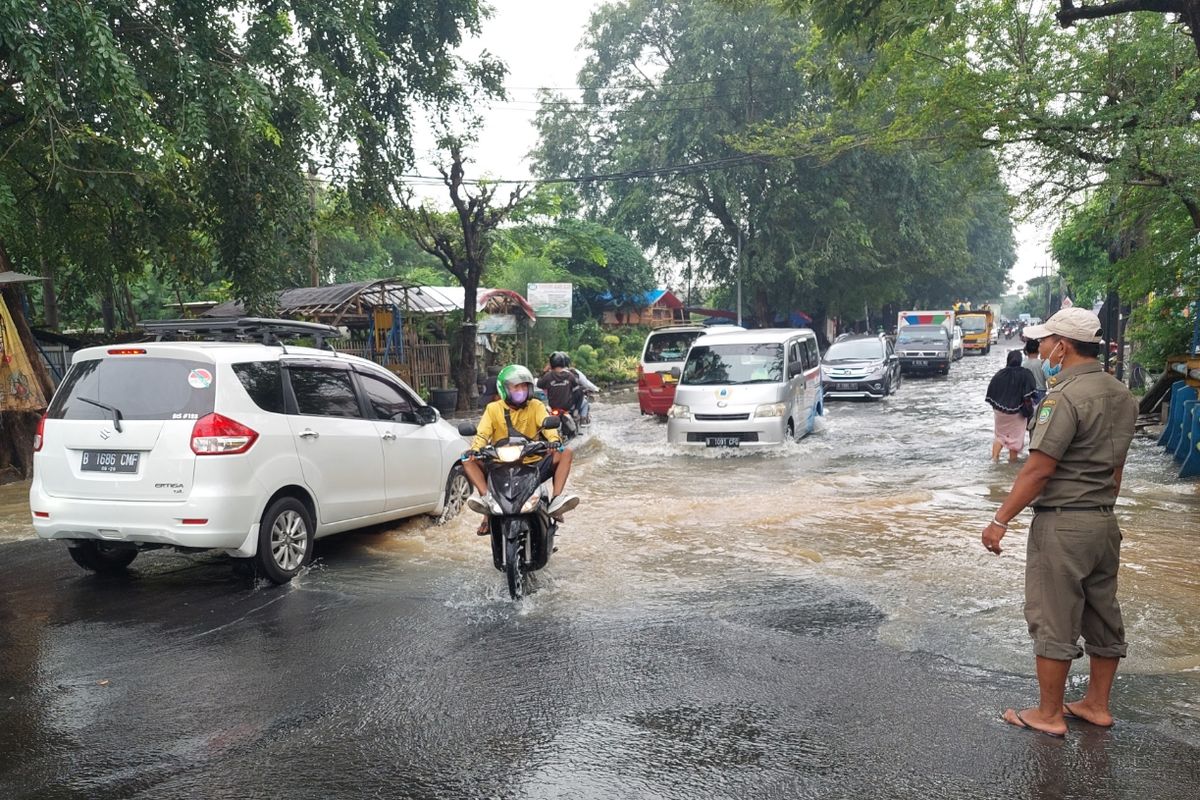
top-left (29, 326), bottom-right (471, 584)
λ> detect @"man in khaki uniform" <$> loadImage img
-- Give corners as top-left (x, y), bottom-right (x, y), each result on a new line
top-left (981, 307), bottom-right (1138, 738)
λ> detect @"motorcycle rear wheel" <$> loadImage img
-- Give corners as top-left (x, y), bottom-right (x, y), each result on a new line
top-left (505, 535), bottom-right (526, 599)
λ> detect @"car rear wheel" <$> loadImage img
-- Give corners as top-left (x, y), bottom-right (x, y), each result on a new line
top-left (68, 541), bottom-right (138, 573)
top-left (256, 498), bottom-right (314, 584)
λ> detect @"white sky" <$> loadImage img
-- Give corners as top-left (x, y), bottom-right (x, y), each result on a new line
top-left (411, 0), bottom-right (1051, 295)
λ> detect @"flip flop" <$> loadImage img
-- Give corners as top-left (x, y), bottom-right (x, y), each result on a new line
top-left (1063, 703), bottom-right (1115, 728)
top-left (1003, 709), bottom-right (1066, 739)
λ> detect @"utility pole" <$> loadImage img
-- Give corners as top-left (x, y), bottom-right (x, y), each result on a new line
top-left (307, 163), bottom-right (320, 287)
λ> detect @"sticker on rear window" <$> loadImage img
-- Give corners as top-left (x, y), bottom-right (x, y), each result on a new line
top-left (187, 368), bottom-right (213, 389)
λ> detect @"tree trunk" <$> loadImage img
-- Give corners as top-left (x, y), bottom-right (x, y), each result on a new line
top-left (455, 281), bottom-right (479, 411)
top-left (35, 213), bottom-right (59, 330)
top-left (0, 240), bottom-right (55, 480)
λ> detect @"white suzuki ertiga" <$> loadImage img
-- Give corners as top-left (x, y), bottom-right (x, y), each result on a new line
top-left (30, 324), bottom-right (470, 584)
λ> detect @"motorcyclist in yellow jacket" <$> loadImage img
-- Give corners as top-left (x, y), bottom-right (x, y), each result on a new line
top-left (464, 364), bottom-right (579, 531)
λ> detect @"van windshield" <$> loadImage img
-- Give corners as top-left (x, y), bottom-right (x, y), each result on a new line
top-left (897, 328), bottom-right (947, 346)
top-left (682, 343), bottom-right (783, 385)
top-left (49, 357), bottom-right (216, 421)
top-left (644, 331), bottom-right (702, 363)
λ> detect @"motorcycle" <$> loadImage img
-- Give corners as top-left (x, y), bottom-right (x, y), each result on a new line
top-left (457, 416), bottom-right (562, 599)
top-left (548, 406), bottom-right (580, 442)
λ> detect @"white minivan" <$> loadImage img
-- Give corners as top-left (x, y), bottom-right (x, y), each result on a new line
top-left (29, 321), bottom-right (471, 584)
top-left (666, 328), bottom-right (824, 448)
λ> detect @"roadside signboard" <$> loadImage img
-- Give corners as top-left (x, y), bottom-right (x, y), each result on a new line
top-left (527, 283), bottom-right (573, 319)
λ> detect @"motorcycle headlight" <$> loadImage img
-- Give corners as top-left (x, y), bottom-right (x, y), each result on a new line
top-left (520, 493), bottom-right (542, 514)
top-left (668, 404), bottom-right (691, 419)
top-left (755, 402), bottom-right (787, 418)
top-left (496, 445), bottom-right (523, 463)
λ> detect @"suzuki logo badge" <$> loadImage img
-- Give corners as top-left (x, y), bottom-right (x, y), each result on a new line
top-left (99, 429), bottom-right (111, 440)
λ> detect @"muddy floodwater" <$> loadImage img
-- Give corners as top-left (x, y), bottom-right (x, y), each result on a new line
top-left (1, 345), bottom-right (1198, 798)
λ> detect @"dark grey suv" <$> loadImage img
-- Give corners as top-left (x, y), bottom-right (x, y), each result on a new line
top-left (820, 334), bottom-right (901, 400)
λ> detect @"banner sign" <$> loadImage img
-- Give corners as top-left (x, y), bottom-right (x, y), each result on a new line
top-left (526, 283), bottom-right (573, 319)
top-left (478, 314), bottom-right (518, 335)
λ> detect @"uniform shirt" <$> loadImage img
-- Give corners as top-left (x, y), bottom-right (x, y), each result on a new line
top-left (1029, 361), bottom-right (1137, 507)
top-left (471, 398), bottom-right (560, 452)
top-left (537, 369), bottom-right (579, 411)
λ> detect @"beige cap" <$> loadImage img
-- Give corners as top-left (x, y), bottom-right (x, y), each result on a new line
top-left (1023, 307), bottom-right (1103, 343)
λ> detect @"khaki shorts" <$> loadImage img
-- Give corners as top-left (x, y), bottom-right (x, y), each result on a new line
top-left (1024, 508), bottom-right (1127, 660)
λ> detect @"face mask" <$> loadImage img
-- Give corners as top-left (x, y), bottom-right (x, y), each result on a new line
top-left (507, 387), bottom-right (529, 405)
top-left (1042, 342), bottom-right (1064, 378)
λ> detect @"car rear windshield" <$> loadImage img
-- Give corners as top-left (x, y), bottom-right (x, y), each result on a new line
top-left (49, 357), bottom-right (216, 421)
top-left (682, 343), bottom-right (783, 385)
top-left (824, 340), bottom-right (884, 361)
top-left (644, 331), bottom-right (702, 363)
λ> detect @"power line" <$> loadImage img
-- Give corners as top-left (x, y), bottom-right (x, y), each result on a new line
top-left (389, 153), bottom-right (775, 187)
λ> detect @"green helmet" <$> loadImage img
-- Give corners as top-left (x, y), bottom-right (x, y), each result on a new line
top-left (496, 364), bottom-right (535, 405)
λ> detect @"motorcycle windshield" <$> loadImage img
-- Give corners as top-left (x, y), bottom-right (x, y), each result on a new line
top-left (489, 465), bottom-right (543, 513)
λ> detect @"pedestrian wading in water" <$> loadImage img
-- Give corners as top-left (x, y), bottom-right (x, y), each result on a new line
top-left (985, 349), bottom-right (1037, 463)
top-left (981, 308), bottom-right (1138, 739)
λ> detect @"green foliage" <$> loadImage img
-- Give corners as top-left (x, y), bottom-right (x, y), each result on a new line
top-left (1127, 296), bottom-right (1195, 367)
top-left (0, 0), bottom-right (502, 327)
top-left (533, 0), bottom-right (1014, 326)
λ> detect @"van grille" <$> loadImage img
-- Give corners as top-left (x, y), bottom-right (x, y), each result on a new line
top-left (693, 413), bottom-right (750, 421)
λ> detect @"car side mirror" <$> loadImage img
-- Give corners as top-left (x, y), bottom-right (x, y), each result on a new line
top-left (456, 421), bottom-right (477, 437)
top-left (788, 362), bottom-right (804, 377)
top-left (541, 415), bottom-right (561, 430)
top-left (670, 366), bottom-right (682, 379)
top-left (414, 406), bottom-right (439, 425)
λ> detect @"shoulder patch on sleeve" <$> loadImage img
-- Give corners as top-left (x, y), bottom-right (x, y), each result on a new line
top-left (1037, 404), bottom-right (1054, 425)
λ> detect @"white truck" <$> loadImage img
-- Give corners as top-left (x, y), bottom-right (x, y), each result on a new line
top-left (896, 309), bottom-right (955, 335)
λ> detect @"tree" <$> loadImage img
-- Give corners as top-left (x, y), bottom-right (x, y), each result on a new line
top-left (533, 0), bottom-right (1014, 328)
top-left (395, 140), bottom-right (531, 410)
top-left (0, 0), bottom-right (501, 476)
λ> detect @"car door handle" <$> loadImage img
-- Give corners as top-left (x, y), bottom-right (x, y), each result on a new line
top-left (298, 429), bottom-right (319, 440)
top-left (381, 431), bottom-right (396, 441)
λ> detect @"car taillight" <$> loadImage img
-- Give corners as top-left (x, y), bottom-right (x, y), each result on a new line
top-left (106, 348), bottom-right (147, 355)
top-left (33, 413), bottom-right (47, 452)
top-left (191, 413), bottom-right (258, 455)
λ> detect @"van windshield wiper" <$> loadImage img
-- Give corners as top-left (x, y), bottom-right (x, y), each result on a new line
top-left (78, 397), bottom-right (124, 433)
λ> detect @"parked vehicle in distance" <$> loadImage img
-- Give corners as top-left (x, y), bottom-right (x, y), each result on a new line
top-left (951, 325), bottom-right (965, 360)
top-left (667, 328), bottom-right (823, 448)
top-left (29, 319), bottom-right (471, 584)
top-left (895, 324), bottom-right (953, 375)
top-left (637, 325), bottom-right (742, 417)
top-left (821, 333), bottom-right (901, 400)
top-left (957, 309), bottom-right (994, 355)
top-left (637, 325), bottom-right (707, 417)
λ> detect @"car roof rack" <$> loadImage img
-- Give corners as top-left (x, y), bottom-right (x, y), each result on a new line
top-left (140, 317), bottom-right (345, 350)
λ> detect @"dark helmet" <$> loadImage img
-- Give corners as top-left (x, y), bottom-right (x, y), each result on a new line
top-left (549, 351), bottom-right (570, 369)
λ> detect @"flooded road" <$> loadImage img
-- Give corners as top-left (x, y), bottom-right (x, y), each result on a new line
top-left (1, 345), bottom-right (1198, 798)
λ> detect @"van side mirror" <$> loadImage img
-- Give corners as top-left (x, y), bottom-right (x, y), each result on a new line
top-left (456, 422), bottom-right (477, 437)
top-left (670, 366), bottom-right (682, 379)
top-left (414, 406), bottom-right (439, 425)
top-left (541, 415), bottom-right (561, 430)
top-left (788, 362), bottom-right (804, 377)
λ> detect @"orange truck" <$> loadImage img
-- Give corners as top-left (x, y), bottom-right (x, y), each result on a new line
top-left (956, 309), bottom-right (994, 355)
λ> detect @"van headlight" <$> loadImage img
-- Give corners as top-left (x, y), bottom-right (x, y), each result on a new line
top-left (496, 445), bottom-right (523, 463)
top-left (755, 403), bottom-right (787, 418)
top-left (668, 404), bottom-right (691, 419)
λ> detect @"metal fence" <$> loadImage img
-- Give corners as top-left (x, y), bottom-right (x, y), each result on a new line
top-left (35, 343), bottom-right (73, 386)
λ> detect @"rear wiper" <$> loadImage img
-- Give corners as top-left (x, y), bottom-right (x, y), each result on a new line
top-left (79, 397), bottom-right (124, 433)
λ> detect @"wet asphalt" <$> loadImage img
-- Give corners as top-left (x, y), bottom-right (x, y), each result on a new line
top-left (2, 526), bottom-right (1198, 799)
